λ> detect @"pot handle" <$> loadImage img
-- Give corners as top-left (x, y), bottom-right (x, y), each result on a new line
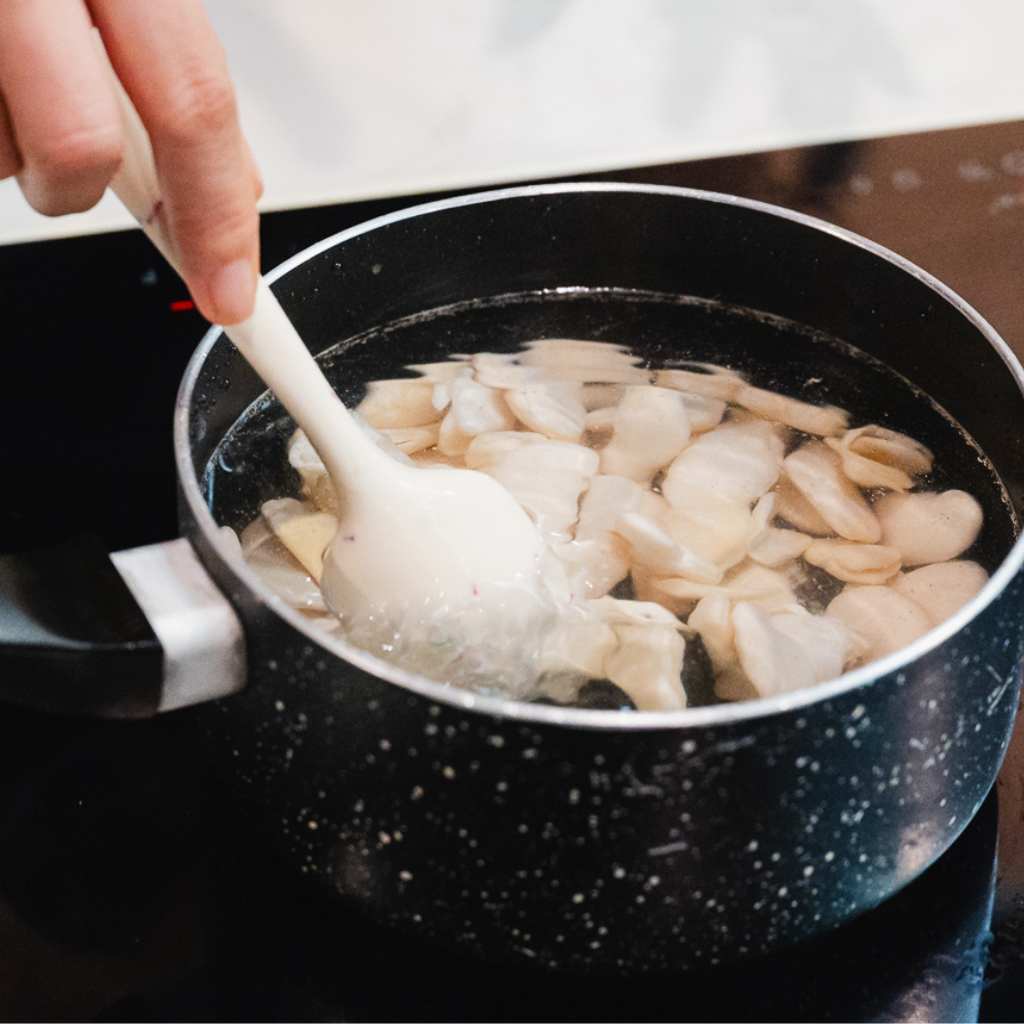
top-left (0, 536), bottom-right (245, 718)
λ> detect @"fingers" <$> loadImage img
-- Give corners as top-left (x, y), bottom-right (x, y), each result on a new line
top-left (0, 95), bottom-right (20, 180)
top-left (0, 0), bottom-right (122, 215)
top-left (89, 0), bottom-right (259, 324)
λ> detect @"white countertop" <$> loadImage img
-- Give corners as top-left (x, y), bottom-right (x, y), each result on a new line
top-left (2, 0), bottom-right (1022, 246)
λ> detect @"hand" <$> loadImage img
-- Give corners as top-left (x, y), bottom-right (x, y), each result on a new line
top-left (0, 0), bottom-right (262, 324)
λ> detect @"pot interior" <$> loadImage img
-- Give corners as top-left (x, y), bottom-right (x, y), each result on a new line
top-left (179, 186), bottom-right (1024, 695)
top-left (204, 288), bottom-right (1016, 573)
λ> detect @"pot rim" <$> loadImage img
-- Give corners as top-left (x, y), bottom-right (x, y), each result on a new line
top-left (174, 182), bottom-right (1024, 731)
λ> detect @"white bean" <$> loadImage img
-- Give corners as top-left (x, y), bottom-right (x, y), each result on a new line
top-left (600, 386), bottom-right (692, 483)
top-left (803, 539), bottom-right (902, 585)
top-left (552, 534), bottom-right (631, 599)
top-left (357, 378), bottom-right (439, 428)
top-left (663, 418), bottom-right (784, 509)
top-left (891, 560), bottom-right (989, 625)
top-left (261, 498), bottom-right (339, 583)
top-left (654, 367), bottom-right (743, 400)
top-left (468, 435), bottom-right (598, 541)
top-left (875, 490), bottom-right (983, 566)
top-left (848, 425), bottom-right (933, 476)
top-left (825, 437), bottom-right (912, 492)
top-left (749, 527), bottom-right (813, 567)
top-left (613, 512), bottom-right (724, 583)
top-left (783, 442), bottom-right (881, 543)
top-left (732, 602), bottom-right (818, 698)
top-left (506, 381), bottom-right (587, 442)
top-left (825, 585), bottom-right (933, 661)
top-left (381, 423), bottom-right (441, 455)
top-left (604, 623), bottom-right (687, 711)
top-left (774, 475), bottom-right (833, 535)
top-left (734, 384), bottom-right (848, 436)
top-left (577, 474), bottom-right (644, 538)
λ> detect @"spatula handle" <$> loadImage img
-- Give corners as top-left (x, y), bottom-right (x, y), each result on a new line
top-left (99, 35), bottom-right (380, 481)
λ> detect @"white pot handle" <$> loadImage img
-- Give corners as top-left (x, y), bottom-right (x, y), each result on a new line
top-left (111, 539), bottom-right (246, 713)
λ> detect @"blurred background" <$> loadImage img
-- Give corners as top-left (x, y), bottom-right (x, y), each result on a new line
top-left (1, 0), bottom-right (1023, 244)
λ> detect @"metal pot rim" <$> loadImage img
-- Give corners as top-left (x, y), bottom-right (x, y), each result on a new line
top-left (173, 182), bottom-right (1024, 731)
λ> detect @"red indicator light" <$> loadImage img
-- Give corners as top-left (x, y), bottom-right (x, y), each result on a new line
top-left (170, 299), bottom-right (195, 312)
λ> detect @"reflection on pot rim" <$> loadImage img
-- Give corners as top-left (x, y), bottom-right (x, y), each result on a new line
top-left (173, 183), bottom-right (1024, 731)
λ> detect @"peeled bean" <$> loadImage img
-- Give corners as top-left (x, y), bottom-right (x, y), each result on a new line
top-left (749, 527), bottom-right (813, 567)
top-left (520, 338), bottom-right (640, 370)
top-left (261, 498), bottom-right (339, 583)
top-left (506, 381), bottom-right (587, 441)
top-left (784, 441), bottom-right (881, 543)
top-left (825, 437), bottom-right (913, 492)
top-left (573, 478), bottom-right (645, 596)
top-left (551, 534), bottom-right (631, 599)
top-left (613, 512), bottom-right (724, 583)
top-left (247, 540), bottom-right (326, 612)
top-left (803, 539), bottom-right (902, 585)
top-left (679, 392), bottom-right (727, 433)
top-left (826, 585), bottom-right (934, 661)
top-left (604, 623), bottom-right (687, 711)
top-left (577, 474), bottom-right (644, 538)
top-left (875, 490), bottom-right (983, 566)
top-left (288, 429), bottom-right (338, 514)
top-left (726, 563), bottom-right (801, 611)
top-left (891, 560), bottom-right (989, 625)
top-left (654, 367), bottom-right (743, 401)
top-left (519, 340), bottom-right (650, 384)
top-left (431, 381), bottom-right (453, 414)
top-left (541, 608), bottom-right (617, 679)
top-left (600, 386), bottom-right (692, 482)
top-left (774, 475), bottom-right (832, 536)
top-left (688, 593), bottom-right (736, 677)
top-left (631, 565), bottom-right (695, 616)
top-left (464, 430), bottom-right (546, 467)
top-left (848, 425), bottom-right (933, 476)
top-left (468, 434), bottom-right (598, 541)
top-left (734, 384), bottom-right (848, 436)
top-left (653, 562), bottom-right (798, 612)
top-left (437, 377), bottom-right (516, 455)
top-left (732, 602), bottom-right (817, 698)
top-left (662, 493), bottom-right (753, 570)
top-left (730, 602), bottom-right (855, 698)
top-left (357, 378), bottom-right (439, 428)
top-left (769, 609), bottom-right (857, 684)
top-left (381, 423), bottom-right (441, 455)
top-left (827, 424), bottom-right (933, 492)
top-left (240, 516), bottom-right (273, 554)
top-left (663, 418), bottom-right (784, 509)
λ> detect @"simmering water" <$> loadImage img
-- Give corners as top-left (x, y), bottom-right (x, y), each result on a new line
top-left (205, 289), bottom-right (1017, 708)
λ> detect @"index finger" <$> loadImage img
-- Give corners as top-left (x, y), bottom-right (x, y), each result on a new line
top-left (88, 0), bottom-right (259, 324)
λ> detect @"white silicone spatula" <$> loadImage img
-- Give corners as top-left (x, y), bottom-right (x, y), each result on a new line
top-left (104, 50), bottom-right (546, 632)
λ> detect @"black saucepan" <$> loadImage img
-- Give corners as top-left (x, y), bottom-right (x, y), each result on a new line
top-left (2, 184), bottom-right (1023, 972)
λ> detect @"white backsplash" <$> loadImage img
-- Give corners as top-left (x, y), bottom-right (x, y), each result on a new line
top-left (2, 0), bottom-right (1022, 245)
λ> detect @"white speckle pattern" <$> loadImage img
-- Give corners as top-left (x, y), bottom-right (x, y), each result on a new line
top-left (203, 542), bottom-right (1024, 973)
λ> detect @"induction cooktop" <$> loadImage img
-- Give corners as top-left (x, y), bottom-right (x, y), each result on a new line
top-left (1, 119), bottom-right (1023, 1022)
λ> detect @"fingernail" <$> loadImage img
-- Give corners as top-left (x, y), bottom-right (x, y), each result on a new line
top-left (208, 259), bottom-right (255, 324)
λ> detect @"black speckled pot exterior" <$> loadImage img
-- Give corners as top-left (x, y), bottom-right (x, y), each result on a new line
top-left (176, 186), bottom-right (1024, 972)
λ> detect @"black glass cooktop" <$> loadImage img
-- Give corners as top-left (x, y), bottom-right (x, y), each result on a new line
top-left (2, 119), bottom-right (1024, 1021)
